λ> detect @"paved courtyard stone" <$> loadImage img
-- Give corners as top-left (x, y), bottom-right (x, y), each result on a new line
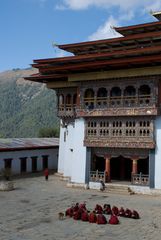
top-left (0, 175), bottom-right (161, 240)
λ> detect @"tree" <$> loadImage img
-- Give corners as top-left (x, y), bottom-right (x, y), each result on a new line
top-left (38, 127), bottom-right (59, 138)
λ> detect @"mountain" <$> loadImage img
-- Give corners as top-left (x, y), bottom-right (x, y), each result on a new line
top-left (0, 68), bottom-right (59, 138)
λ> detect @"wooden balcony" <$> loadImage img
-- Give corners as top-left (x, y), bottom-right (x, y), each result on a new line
top-left (84, 137), bottom-right (155, 149)
top-left (77, 95), bottom-right (158, 117)
top-left (57, 104), bottom-right (76, 118)
top-left (84, 117), bottom-right (155, 149)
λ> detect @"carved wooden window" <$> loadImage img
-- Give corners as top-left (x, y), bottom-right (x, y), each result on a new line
top-left (66, 94), bottom-right (72, 104)
top-left (86, 118), bottom-right (153, 139)
top-left (139, 85), bottom-right (151, 105)
top-left (87, 120), bottom-right (97, 136)
top-left (112, 121), bottom-right (123, 136)
top-left (97, 88), bottom-right (107, 107)
top-left (110, 87), bottom-right (121, 107)
top-left (125, 120), bottom-right (136, 136)
top-left (59, 94), bottom-right (64, 111)
top-left (84, 89), bottom-right (95, 109)
top-left (139, 120), bottom-right (151, 137)
top-left (65, 94), bottom-right (72, 111)
top-left (59, 94), bottom-right (64, 105)
top-left (73, 94), bottom-right (77, 107)
top-left (124, 86), bottom-right (136, 107)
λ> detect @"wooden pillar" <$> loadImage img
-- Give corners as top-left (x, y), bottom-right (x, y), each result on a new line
top-left (131, 156), bottom-right (139, 174)
top-left (105, 155), bottom-right (111, 182)
top-left (77, 87), bottom-right (81, 106)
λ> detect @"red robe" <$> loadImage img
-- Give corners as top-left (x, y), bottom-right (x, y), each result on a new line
top-left (44, 168), bottom-right (49, 176)
top-left (73, 210), bottom-right (82, 220)
top-left (81, 211), bottom-right (89, 221)
top-left (103, 204), bottom-right (112, 215)
top-left (131, 210), bottom-right (140, 219)
top-left (119, 207), bottom-right (125, 217)
top-left (65, 207), bottom-right (73, 217)
top-left (97, 214), bottom-right (107, 224)
top-left (112, 206), bottom-right (119, 216)
top-left (125, 208), bottom-right (132, 218)
top-left (109, 215), bottom-right (119, 224)
top-left (95, 204), bottom-right (103, 214)
top-left (73, 203), bottom-right (79, 212)
top-left (89, 212), bottom-right (97, 223)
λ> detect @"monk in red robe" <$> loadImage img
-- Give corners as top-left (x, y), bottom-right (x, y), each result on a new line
top-left (89, 211), bottom-right (97, 223)
top-left (81, 211), bottom-right (89, 221)
top-left (103, 204), bottom-right (112, 215)
top-left (97, 214), bottom-right (107, 224)
top-left (112, 206), bottom-right (119, 216)
top-left (95, 204), bottom-right (103, 214)
top-left (131, 210), bottom-right (140, 219)
top-left (125, 208), bottom-right (132, 218)
top-left (109, 215), bottom-right (119, 224)
top-left (119, 207), bottom-right (125, 217)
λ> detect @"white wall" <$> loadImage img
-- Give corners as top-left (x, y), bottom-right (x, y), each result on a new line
top-left (0, 148), bottom-right (58, 175)
top-left (155, 116), bottom-right (161, 189)
top-left (58, 124), bottom-right (66, 174)
top-left (71, 118), bottom-right (87, 183)
top-left (58, 118), bottom-right (87, 183)
top-left (63, 124), bottom-right (74, 178)
top-left (58, 123), bottom-right (74, 178)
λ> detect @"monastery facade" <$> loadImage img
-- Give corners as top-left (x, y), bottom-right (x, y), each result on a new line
top-left (26, 12), bottom-right (161, 190)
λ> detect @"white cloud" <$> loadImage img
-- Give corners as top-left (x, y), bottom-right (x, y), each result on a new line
top-left (52, 47), bottom-right (72, 58)
top-left (55, 0), bottom-right (161, 41)
top-left (55, 0), bottom-right (161, 12)
top-left (88, 16), bottom-right (122, 41)
top-left (145, 1), bottom-right (161, 12)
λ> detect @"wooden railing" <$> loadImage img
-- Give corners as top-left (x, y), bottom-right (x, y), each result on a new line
top-left (131, 173), bottom-right (149, 186)
top-left (83, 95), bottom-right (154, 109)
top-left (58, 104), bottom-right (76, 117)
top-left (90, 170), bottom-right (106, 182)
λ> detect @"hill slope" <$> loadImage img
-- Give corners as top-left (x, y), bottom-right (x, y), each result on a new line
top-left (0, 68), bottom-right (59, 137)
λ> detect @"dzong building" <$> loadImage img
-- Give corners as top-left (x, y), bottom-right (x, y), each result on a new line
top-left (26, 11), bottom-right (161, 191)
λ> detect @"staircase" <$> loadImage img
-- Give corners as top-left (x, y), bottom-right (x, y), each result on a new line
top-left (54, 172), bottom-right (71, 182)
top-left (105, 183), bottom-right (134, 195)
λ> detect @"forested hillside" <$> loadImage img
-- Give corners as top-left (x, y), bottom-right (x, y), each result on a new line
top-left (0, 68), bottom-right (59, 138)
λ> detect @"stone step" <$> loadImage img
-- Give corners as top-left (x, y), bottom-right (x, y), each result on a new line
top-left (60, 176), bottom-right (71, 182)
top-left (106, 189), bottom-right (130, 195)
top-left (54, 172), bottom-right (63, 178)
top-left (105, 184), bottom-right (132, 195)
top-left (54, 172), bottom-right (71, 182)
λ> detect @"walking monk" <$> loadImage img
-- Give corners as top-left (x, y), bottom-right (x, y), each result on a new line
top-left (44, 168), bottom-right (49, 181)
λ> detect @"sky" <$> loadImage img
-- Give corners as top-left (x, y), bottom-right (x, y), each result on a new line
top-left (1, 0), bottom-right (161, 72)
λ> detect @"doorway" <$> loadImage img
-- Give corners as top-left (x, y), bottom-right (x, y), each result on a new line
top-left (20, 157), bottom-right (27, 173)
top-left (31, 156), bottom-right (37, 172)
top-left (110, 156), bottom-right (132, 181)
top-left (95, 156), bottom-right (105, 171)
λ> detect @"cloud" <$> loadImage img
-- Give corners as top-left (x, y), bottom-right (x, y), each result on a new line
top-left (52, 48), bottom-right (72, 58)
top-left (145, 1), bottom-right (161, 12)
top-left (55, 0), bottom-right (161, 11)
top-left (88, 16), bottom-right (122, 41)
top-left (55, 0), bottom-right (161, 41)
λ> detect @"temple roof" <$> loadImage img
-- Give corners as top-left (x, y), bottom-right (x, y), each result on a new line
top-left (152, 11), bottom-right (161, 21)
top-left (57, 30), bottom-right (161, 55)
top-left (25, 13), bottom-right (161, 85)
top-left (114, 21), bottom-right (161, 36)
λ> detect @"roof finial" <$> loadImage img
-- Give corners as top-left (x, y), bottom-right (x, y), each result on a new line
top-left (52, 42), bottom-right (58, 48)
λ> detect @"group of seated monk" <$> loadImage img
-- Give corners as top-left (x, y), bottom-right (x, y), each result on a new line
top-left (65, 203), bottom-right (140, 225)
top-left (102, 204), bottom-right (140, 219)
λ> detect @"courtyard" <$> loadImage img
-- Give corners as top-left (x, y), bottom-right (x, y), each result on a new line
top-left (0, 174), bottom-right (161, 240)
